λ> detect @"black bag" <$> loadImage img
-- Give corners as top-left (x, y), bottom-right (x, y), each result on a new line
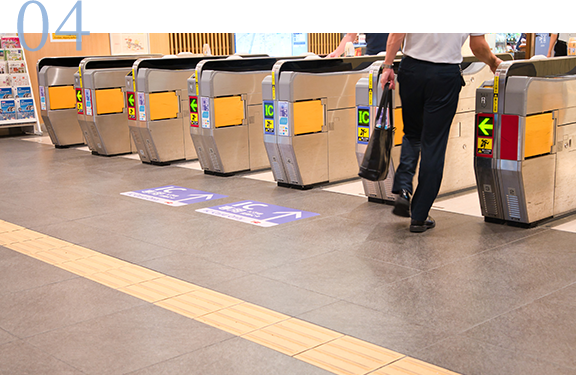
top-left (358, 82), bottom-right (394, 181)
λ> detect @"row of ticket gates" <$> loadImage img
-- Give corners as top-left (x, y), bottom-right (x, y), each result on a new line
top-left (37, 53), bottom-right (576, 227)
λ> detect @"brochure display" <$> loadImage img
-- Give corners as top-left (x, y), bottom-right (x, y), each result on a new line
top-left (0, 34), bottom-right (40, 133)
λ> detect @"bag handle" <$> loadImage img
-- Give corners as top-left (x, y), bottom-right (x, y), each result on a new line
top-left (375, 82), bottom-right (393, 130)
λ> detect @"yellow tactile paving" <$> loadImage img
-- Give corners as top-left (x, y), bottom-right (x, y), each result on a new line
top-left (195, 302), bottom-right (290, 336)
top-left (154, 288), bottom-right (243, 319)
top-left (243, 318), bottom-right (344, 356)
top-left (0, 229), bottom-right (45, 245)
top-left (55, 254), bottom-right (124, 276)
top-left (119, 276), bottom-right (200, 303)
top-left (83, 270), bottom-right (143, 289)
top-left (6, 236), bottom-right (73, 254)
top-left (0, 221), bottom-right (24, 233)
top-left (295, 336), bottom-right (405, 375)
top-left (371, 357), bottom-right (460, 375)
top-left (104, 264), bottom-right (164, 284)
top-left (6, 240), bottom-right (57, 255)
top-left (0, 219), bottom-right (461, 375)
top-left (29, 245), bottom-right (96, 264)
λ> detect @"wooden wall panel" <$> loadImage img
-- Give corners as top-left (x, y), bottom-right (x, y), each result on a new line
top-left (168, 33), bottom-right (234, 55)
top-left (308, 33), bottom-right (340, 55)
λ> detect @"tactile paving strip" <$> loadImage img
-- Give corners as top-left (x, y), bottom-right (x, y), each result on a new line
top-left (0, 220), bottom-right (460, 375)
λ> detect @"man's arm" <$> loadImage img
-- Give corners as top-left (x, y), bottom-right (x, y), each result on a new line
top-left (327, 33), bottom-right (358, 58)
top-left (547, 33), bottom-right (558, 57)
top-left (380, 33), bottom-right (405, 89)
top-left (469, 35), bottom-right (503, 73)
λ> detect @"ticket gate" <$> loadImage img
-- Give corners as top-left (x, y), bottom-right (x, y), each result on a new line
top-left (262, 56), bottom-right (396, 189)
top-left (356, 54), bottom-right (514, 203)
top-left (77, 56), bottom-right (159, 156)
top-left (37, 56), bottom-right (90, 147)
top-left (187, 56), bottom-right (301, 175)
top-left (475, 56), bottom-right (576, 226)
top-left (130, 56), bottom-right (234, 165)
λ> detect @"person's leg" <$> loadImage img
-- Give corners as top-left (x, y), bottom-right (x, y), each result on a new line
top-left (392, 58), bottom-right (424, 196)
top-left (410, 63), bottom-right (462, 222)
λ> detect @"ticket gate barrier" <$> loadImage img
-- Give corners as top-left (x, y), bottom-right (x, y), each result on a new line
top-left (37, 56), bottom-right (91, 147)
top-left (475, 56), bottom-right (576, 226)
top-left (77, 55), bottom-right (160, 156)
top-left (130, 55), bottom-right (237, 165)
top-left (262, 55), bottom-right (398, 189)
top-left (187, 56), bottom-right (302, 175)
top-left (356, 54), bottom-right (514, 204)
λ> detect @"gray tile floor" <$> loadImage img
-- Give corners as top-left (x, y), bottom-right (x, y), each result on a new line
top-left (1, 134), bottom-right (576, 375)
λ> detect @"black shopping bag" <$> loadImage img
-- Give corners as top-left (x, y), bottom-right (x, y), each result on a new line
top-left (358, 82), bottom-right (394, 181)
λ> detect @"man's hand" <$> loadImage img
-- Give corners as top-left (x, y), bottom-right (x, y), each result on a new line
top-left (379, 33), bottom-right (405, 90)
top-left (470, 35), bottom-right (504, 75)
top-left (380, 68), bottom-right (396, 90)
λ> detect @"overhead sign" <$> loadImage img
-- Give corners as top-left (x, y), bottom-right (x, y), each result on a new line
top-left (197, 200), bottom-right (319, 227)
top-left (121, 186), bottom-right (227, 206)
top-left (263, 100), bottom-right (274, 134)
top-left (476, 113), bottom-right (494, 157)
top-left (126, 92), bottom-right (136, 121)
top-left (189, 96), bottom-right (199, 127)
top-left (76, 88), bottom-right (83, 115)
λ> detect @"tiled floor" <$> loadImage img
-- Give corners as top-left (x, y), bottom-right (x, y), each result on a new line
top-left (3, 134), bottom-right (576, 375)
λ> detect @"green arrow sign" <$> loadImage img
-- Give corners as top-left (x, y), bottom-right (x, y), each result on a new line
top-left (128, 93), bottom-right (135, 107)
top-left (190, 98), bottom-right (198, 113)
top-left (76, 90), bottom-right (82, 101)
top-left (478, 117), bottom-right (493, 136)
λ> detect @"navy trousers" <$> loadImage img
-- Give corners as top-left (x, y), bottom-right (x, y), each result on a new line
top-left (392, 56), bottom-right (463, 221)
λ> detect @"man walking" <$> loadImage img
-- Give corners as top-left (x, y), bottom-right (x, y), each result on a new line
top-left (380, 34), bottom-right (502, 232)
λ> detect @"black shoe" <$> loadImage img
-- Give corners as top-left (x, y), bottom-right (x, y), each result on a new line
top-left (410, 216), bottom-right (436, 233)
top-left (392, 189), bottom-right (411, 217)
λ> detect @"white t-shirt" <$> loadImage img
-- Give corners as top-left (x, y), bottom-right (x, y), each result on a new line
top-left (402, 33), bottom-right (484, 64)
top-left (558, 33), bottom-right (576, 42)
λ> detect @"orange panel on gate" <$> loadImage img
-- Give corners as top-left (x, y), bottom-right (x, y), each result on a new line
top-left (525, 113), bottom-right (553, 158)
top-left (149, 92), bottom-right (179, 121)
top-left (48, 86), bottom-right (76, 110)
top-left (214, 96), bottom-right (244, 128)
top-left (293, 100), bottom-right (323, 135)
top-left (95, 88), bottom-right (124, 115)
top-left (393, 108), bottom-right (404, 146)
